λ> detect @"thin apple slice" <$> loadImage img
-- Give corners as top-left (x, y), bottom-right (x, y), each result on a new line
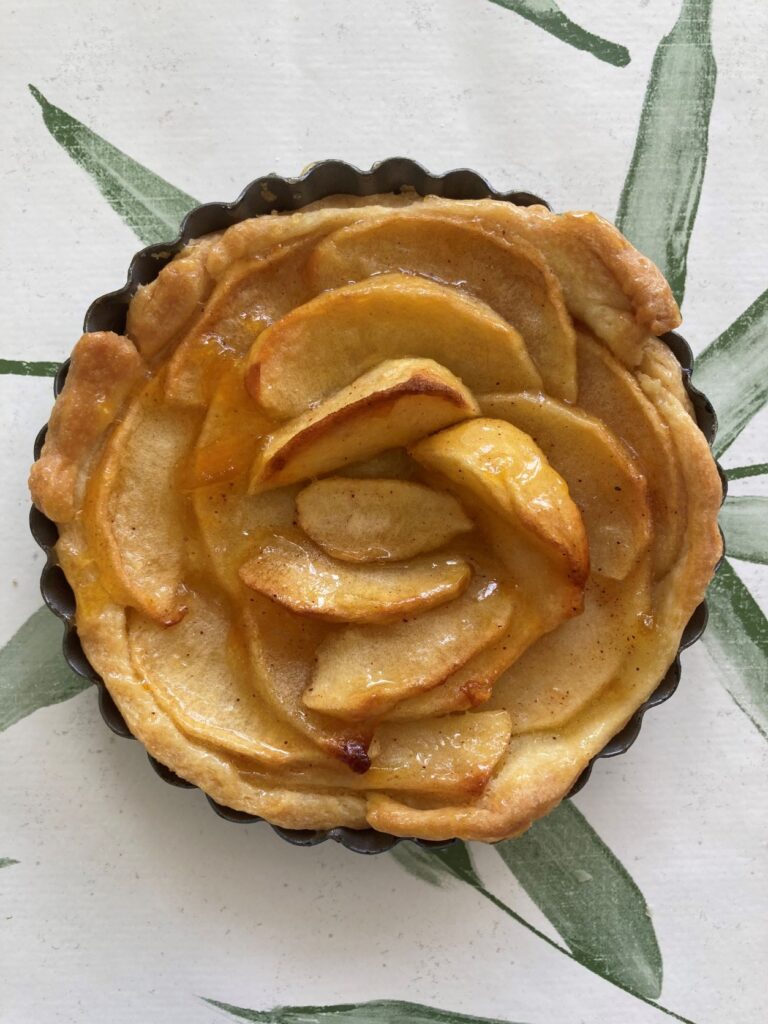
top-left (487, 559), bottom-right (653, 733)
top-left (296, 477), bottom-right (473, 562)
top-left (246, 272), bottom-right (541, 418)
top-left (187, 357), bottom-right (272, 489)
top-left (164, 238), bottom-right (315, 407)
top-left (303, 573), bottom-right (514, 720)
top-left (249, 358), bottom-right (480, 493)
top-left (83, 376), bottom-right (199, 624)
top-left (338, 448), bottom-right (418, 480)
top-left (576, 330), bottom-right (685, 578)
top-left (385, 593), bottom-right (546, 719)
top-left (128, 589), bottom-right (336, 768)
top-left (239, 530), bottom-right (470, 623)
top-left (189, 358), bottom-right (301, 595)
top-left (308, 214), bottom-right (576, 400)
top-left (365, 711), bottom-right (512, 798)
top-left (241, 592), bottom-right (372, 770)
top-left (373, 198), bottom-right (679, 365)
top-left (410, 418), bottom-right (588, 626)
top-left (479, 393), bottom-right (651, 580)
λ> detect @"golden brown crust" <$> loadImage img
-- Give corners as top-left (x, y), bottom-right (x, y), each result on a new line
top-left (29, 332), bottom-right (145, 522)
top-left (415, 198), bottom-right (681, 365)
top-left (32, 194), bottom-right (721, 842)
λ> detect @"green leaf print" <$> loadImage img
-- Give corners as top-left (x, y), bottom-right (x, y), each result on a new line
top-left (204, 999), bottom-right (520, 1024)
top-left (393, 812), bottom-right (697, 1022)
top-left (704, 559), bottom-right (768, 740)
top-left (486, 1), bottom-right (630, 66)
top-left (495, 801), bottom-right (662, 999)
top-left (726, 463), bottom-right (768, 482)
top-left (0, 606), bottom-right (90, 732)
top-left (616, 0), bottom-right (716, 304)
top-left (0, 858), bottom-right (19, 869)
top-left (694, 286), bottom-right (768, 459)
top-left (28, 85), bottom-right (199, 246)
top-left (0, 358), bottom-right (58, 377)
top-left (719, 497), bottom-right (768, 565)
top-left (389, 840), bottom-right (479, 888)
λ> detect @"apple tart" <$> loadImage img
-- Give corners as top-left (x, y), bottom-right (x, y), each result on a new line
top-left (30, 193), bottom-right (723, 842)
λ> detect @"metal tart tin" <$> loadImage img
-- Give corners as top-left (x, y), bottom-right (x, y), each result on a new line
top-left (29, 159), bottom-right (726, 853)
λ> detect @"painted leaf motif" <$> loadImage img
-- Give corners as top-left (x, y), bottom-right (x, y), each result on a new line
top-left (0, 858), bottom-right (19, 869)
top-left (496, 801), bottom-right (663, 999)
top-left (726, 463), bottom-right (768, 482)
top-left (719, 497), bottom-right (768, 565)
top-left (616, 0), bottom-right (716, 304)
top-left (486, 0), bottom-right (630, 66)
top-left (204, 999), bottom-right (520, 1024)
top-left (694, 287), bottom-right (768, 459)
top-left (28, 85), bottom-right (199, 246)
top-left (390, 841), bottom-right (483, 889)
top-left (0, 606), bottom-right (89, 732)
top-left (704, 559), bottom-right (768, 740)
top-left (0, 358), bottom-right (58, 377)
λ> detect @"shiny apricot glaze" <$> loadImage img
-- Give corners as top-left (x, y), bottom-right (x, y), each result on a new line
top-left (29, 195), bottom-right (722, 841)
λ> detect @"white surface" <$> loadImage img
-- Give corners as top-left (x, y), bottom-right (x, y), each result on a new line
top-left (1, 2), bottom-right (766, 1022)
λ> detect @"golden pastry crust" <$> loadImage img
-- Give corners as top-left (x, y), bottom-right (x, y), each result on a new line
top-left (31, 194), bottom-right (721, 841)
top-left (29, 332), bottom-right (145, 522)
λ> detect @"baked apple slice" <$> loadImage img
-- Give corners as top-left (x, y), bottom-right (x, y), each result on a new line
top-left (239, 530), bottom-right (471, 624)
top-left (296, 476), bottom-right (473, 562)
top-left (307, 214), bottom-right (576, 400)
top-left (83, 376), bottom-right (198, 625)
top-left (479, 393), bottom-right (650, 580)
top-left (365, 711), bottom-right (513, 798)
top-left (241, 592), bottom-right (371, 769)
top-left (303, 572), bottom-right (513, 720)
top-left (410, 418), bottom-right (589, 626)
top-left (576, 331), bottom-right (685, 578)
top-left (249, 358), bottom-right (480, 492)
top-left (164, 237), bottom-right (315, 407)
top-left (488, 559), bottom-right (653, 733)
top-left (246, 272), bottom-right (541, 418)
top-left (384, 596), bottom-right (545, 720)
top-left (128, 590), bottom-right (338, 768)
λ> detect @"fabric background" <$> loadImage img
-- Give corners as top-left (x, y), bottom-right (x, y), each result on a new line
top-left (1, 2), bottom-right (766, 1022)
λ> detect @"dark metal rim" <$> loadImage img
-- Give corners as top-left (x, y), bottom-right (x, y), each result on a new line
top-left (29, 158), bottom-right (726, 853)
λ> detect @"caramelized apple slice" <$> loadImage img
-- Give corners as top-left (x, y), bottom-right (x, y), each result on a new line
top-left (189, 359), bottom-right (299, 595)
top-left (241, 593), bottom-right (371, 769)
top-left (576, 331), bottom-right (685, 578)
top-left (304, 573), bottom-right (513, 720)
top-left (365, 711), bottom-right (512, 797)
top-left (164, 238), bottom-right (315, 407)
top-left (188, 357), bottom-right (272, 489)
top-left (479, 393), bottom-right (651, 580)
top-left (239, 530), bottom-right (470, 623)
top-left (128, 590), bottom-right (335, 768)
top-left (385, 594), bottom-right (545, 719)
top-left (308, 214), bottom-right (576, 400)
top-left (249, 358), bottom-right (480, 493)
top-left (410, 418), bottom-right (588, 624)
top-left (338, 448), bottom-right (418, 480)
top-left (417, 198), bottom-right (682, 360)
top-left (487, 559), bottom-right (653, 733)
top-left (246, 272), bottom-right (541, 418)
top-left (83, 376), bottom-right (199, 624)
top-left (296, 477), bottom-right (473, 562)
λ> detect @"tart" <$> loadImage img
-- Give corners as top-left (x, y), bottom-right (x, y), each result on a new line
top-left (29, 191), bottom-right (723, 842)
